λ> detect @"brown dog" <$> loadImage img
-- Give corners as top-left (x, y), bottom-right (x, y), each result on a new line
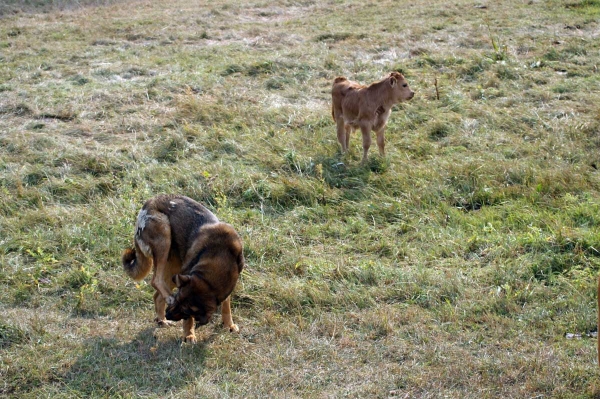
top-left (332, 72), bottom-right (415, 162)
top-left (122, 194), bottom-right (244, 343)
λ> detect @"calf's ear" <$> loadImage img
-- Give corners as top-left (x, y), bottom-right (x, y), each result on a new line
top-left (173, 274), bottom-right (191, 287)
top-left (389, 76), bottom-right (397, 87)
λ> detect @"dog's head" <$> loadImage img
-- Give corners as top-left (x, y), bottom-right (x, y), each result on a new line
top-left (165, 274), bottom-right (217, 326)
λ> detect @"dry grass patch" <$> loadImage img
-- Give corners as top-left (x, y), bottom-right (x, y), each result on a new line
top-left (1, 0), bottom-right (600, 397)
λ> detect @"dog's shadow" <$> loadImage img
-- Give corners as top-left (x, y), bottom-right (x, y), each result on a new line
top-left (61, 325), bottom-right (213, 395)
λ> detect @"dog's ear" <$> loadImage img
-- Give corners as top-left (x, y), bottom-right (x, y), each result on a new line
top-left (173, 274), bottom-right (191, 288)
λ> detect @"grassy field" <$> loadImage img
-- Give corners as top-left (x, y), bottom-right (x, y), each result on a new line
top-left (1, 0), bottom-right (600, 397)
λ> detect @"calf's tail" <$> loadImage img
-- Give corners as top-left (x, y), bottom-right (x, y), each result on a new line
top-left (331, 77), bottom-right (348, 121)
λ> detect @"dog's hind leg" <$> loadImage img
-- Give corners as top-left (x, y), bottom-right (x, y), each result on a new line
top-left (153, 290), bottom-right (175, 326)
top-left (221, 295), bottom-right (239, 333)
top-left (147, 213), bottom-right (175, 305)
top-left (155, 258), bottom-right (179, 326)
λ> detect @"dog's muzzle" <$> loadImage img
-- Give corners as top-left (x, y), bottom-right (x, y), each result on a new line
top-left (165, 306), bottom-right (188, 321)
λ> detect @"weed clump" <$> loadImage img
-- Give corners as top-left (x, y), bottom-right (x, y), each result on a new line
top-left (153, 134), bottom-right (188, 163)
top-left (427, 121), bottom-right (454, 141)
top-left (0, 322), bottom-right (29, 348)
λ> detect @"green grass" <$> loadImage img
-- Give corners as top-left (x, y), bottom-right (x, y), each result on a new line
top-left (1, 0), bottom-right (600, 397)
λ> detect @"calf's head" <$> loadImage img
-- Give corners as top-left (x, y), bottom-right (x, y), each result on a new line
top-left (165, 274), bottom-right (217, 326)
top-left (388, 72), bottom-right (415, 102)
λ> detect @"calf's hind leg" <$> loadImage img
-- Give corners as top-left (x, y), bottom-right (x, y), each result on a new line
top-left (360, 124), bottom-right (372, 163)
top-left (375, 127), bottom-right (386, 157)
top-left (345, 125), bottom-right (353, 153)
top-left (336, 118), bottom-right (348, 152)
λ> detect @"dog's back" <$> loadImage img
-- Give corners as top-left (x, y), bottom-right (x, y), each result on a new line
top-left (123, 194), bottom-right (219, 280)
top-left (153, 195), bottom-right (219, 261)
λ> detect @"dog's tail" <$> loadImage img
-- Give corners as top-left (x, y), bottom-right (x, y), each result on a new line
top-left (237, 251), bottom-right (245, 274)
top-left (122, 245), bottom-right (152, 281)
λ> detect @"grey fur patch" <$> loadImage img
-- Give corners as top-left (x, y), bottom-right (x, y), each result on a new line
top-left (135, 209), bottom-right (149, 233)
top-left (136, 237), bottom-right (153, 258)
top-left (135, 209), bottom-right (153, 258)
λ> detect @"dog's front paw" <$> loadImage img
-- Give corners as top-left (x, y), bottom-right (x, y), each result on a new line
top-left (184, 334), bottom-right (197, 344)
top-left (227, 323), bottom-right (240, 333)
top-left (165, 296), bottom-right (175, 306)
top-left (155, 318), bottom-right (175, 327)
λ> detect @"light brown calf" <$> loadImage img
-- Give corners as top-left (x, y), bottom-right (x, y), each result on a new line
top-left (331, 72), bottom-right (414, 162)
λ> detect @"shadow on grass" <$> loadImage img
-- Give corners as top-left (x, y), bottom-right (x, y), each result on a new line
top-left (315, 152), bottom-right (388, 198)
top-left (61, 326), bottom-right (210, 396)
